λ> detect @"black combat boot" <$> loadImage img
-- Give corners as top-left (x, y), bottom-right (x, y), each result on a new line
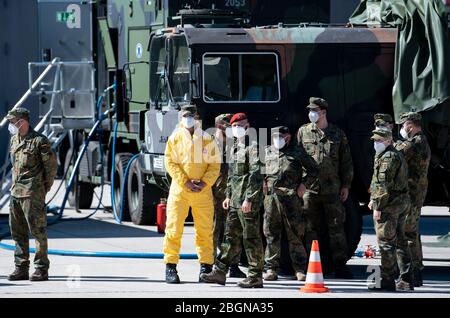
top-left (368, 279), bottom-right (396, 292)
top-left (229, 264), bottom-right (246, 278)
top-left (30, 268), bottom-right (48, 281)
top-left (199, 263), bottom-right (212, 282)
top-left (237, 276), bottom-right (263, 288)
top-left (199, 267), bottom-right (226, 285)
top-left (165, 263), bottom-right (180, 284)
top-left (413, 270), bottom-right (423, 287)
top-left (7, 267), bottom-right (29, 281)
top-left (334, 264), bottom-right (354, 279)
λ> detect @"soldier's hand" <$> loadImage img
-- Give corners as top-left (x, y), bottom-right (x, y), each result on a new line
top-left (368, 200), bottom-right (373, 210)
top-left (297, 183), bottom-right (306, 198)
top-left (373, 210), bottom-right (381, 221)
top-left (340, 187), bottom-right (349, 202)
top-left (241, 199), bottom-right (252, 213)
top-left (185, 180), bottom-right (201, 192)
top-left (263, 181), bottom-right (268, 195)
top-left (222, 198), bottom-right (230, 210)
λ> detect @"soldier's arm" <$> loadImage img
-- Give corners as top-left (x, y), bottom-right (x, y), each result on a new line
top-left (371, 156), bottom-right (400, 211)
top-left (296, 127), bottom-right (303, 146)
top-left (201, 139), bottom-right (221, 187)
top-left (339, 132), bottom-right (353, 189)
top-left (164, 134), bottom-right (189, 188)
top-left (244, 144), bottom-right (263, 203)
top-left (298, 144), bottom-right (319, 188)
top-left (40, 137), bottom-right (57, 192)
top-left (395, 140), bottom-right (415, 162)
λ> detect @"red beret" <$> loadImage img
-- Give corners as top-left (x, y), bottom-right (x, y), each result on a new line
top-left (230, 113), bottom-right (247, 124)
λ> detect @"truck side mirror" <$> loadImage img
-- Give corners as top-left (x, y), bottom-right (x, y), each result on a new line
top-left (191, 63), bottom-right (200, 99)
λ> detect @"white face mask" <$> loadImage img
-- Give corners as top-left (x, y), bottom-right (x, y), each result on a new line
top-left (400, 127), bottom-right (409, 139)
top-left (374, 141), bottom-right (386, 154)
top-left (308, 111), bottom-right (320, 123)
top-left (8, 120), bottom-right (22, 135)
top-left (273, 137), bottom-right (286, 150)
top-left (225, 126), bottom-right (234, 139)
top-left (182, 116), bottom-right (195, 129)
top-left (232, 126), bottom-right (246, 139)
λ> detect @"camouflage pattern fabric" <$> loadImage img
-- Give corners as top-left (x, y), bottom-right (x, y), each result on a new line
top-left (370, 144), bottom-right (412, 283)
top-left (296, 123), bottom-right (353, 195)
top-left (10, 128), bottom-right (57, 198)
top-left (263, 142), bottom-right (318, 273)
top-left (9, 196), bottom-right (49, 270)
top-left (9, 128), bottom-right (57, 270)
top-left (296, 123), bottom-right (353, 266)
top-left (395, 131), bottom-right (431, 271)
top-left (216, 136), bottom-right (264, 278)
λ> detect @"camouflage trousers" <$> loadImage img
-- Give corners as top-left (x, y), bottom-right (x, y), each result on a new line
top-left (9, 195), bottom-right (49, 270)
top-left (213, 197), bottom-right (241, 264)
top-left (375, 198), bottom-right (412, 283)
top-left (302, 191), bottom-right (348, 266)
top-left (263, 193), bottom-right (307, 273)
top-left (405, 190), bottom-right (427, 272)
top-left (216, 207), bottom-right (264, 278)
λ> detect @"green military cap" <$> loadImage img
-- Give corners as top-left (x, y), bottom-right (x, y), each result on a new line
top-left (307, 97), bottom-right (328, 110)
top-left (180, 105), bottom-right (197, 117)
top-left (215, 113), bottom-right (233, 126)
top-left (399, 111), bottom-right (422, 124)
top-left (371, 128), bottom-right (392, 140)
top-left (374, 113), bottom-right (393, 126)
top-left (271, 126), bottom-right (290, 136)
top-left (6, 107), bottom-right (30, 121)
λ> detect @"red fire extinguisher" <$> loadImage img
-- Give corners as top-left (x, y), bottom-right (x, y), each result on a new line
top-left (157, 198), bottom-right (167, 234)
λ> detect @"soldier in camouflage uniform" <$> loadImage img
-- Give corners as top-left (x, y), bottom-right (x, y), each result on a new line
top-left (212, 113), bottom-right (246, 278)
top-left (296, 97), bottom-right (354, 279)
top-left (200, 113), bottom-right (264, 288)
top-left (374, 113), bottom-right (394, 131)
top-left (263, 126), bottom-right (319, 281)
top-left (6, 108), bottom-right (57, 281)
top-left (368, 129), bottom-right (412, 291)
top-left (395, 112), bottom-right (431, 287)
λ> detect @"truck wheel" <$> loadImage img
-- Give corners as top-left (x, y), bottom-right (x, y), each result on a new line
top-left (344, 195), bottom-right (363, 260)
top-left (127, 159), bottom-right (163, 225)
top-left (65, 150), bottom-right (94, 209)
top-left (113, 153), bottom-right (132, 221)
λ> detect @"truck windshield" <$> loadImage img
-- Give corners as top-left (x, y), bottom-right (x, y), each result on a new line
top-left (149, 36), bottom-right (168, 105)
top-left (171, 35), bottom-right (190, 102)
top-left (203, 52), bottom-right (280, 103)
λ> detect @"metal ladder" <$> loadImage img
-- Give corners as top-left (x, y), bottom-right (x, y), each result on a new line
top-left (0, 57), bottom-right (95, 209)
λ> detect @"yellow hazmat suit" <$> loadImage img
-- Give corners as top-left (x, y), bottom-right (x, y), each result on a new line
top-left (163, 124), bottom-right (221, 265)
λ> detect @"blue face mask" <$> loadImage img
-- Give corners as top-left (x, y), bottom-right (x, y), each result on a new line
top-left (308, 111), bottom-right (320, 123)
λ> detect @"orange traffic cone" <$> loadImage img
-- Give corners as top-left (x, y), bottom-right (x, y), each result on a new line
top-left (300, 240), bottom-right (329, 293)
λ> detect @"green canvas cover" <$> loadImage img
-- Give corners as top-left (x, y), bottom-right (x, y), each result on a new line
top-left (350, 0), bottom-right (450, 125)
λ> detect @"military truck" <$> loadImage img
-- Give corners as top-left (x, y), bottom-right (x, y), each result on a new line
top-left (14, 0), bottom-right (450, 261)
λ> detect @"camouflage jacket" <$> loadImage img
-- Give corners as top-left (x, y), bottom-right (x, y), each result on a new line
top-left (394, 131), bottom-right (431, 197)
top-left (370, 145), bottom-right (409, 211)
top-left (225, 137), bottom-right (263, 209)
top-left (296, 123), bottom-right (353, 195)
top-left (264, 143), bottom-right (319, 197)
top-left (212, 137), bottom-right (229, 200)
top-left (10, 128), bottom-right (57, 198)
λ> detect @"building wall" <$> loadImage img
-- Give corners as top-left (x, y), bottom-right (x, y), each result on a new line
top-left (0, 0), bottom-right (39, 167)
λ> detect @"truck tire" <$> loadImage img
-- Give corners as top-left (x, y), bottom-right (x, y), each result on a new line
top-left (127, 159), bottom-right (163, 225)
top-left (65, 150), bottom-right (94, 210)
top-left (113, 153), bottom-right (132, 221)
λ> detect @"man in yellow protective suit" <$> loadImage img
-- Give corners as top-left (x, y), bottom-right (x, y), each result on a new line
top-left (163, 105), bottom-right (221, 284)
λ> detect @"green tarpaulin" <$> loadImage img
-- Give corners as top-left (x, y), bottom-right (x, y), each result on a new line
top-left (350, 0), bottom-right (450, 125)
